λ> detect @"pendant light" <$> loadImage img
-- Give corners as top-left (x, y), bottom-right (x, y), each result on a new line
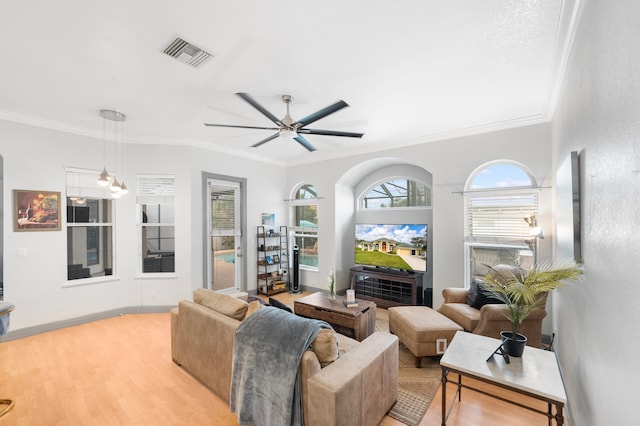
top-left (98, 109), bottom-right (127, 197)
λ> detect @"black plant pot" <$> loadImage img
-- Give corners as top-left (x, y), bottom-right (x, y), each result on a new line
top-left (500, 331), bottom-right (527, 357)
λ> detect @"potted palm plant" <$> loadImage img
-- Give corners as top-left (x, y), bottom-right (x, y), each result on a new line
top-left (482, 258), bottom-right (583, 357)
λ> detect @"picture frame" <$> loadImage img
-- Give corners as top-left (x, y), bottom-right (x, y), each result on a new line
top-left (262, 213), bottom-right (275, 226)
top-left (13, 189), bottom-right (62, 232)
top-left (273, 254), bottom-right (280, 264)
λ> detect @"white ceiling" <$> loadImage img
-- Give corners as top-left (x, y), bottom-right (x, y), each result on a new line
top-left (0, 0), bottom-right (578, 166)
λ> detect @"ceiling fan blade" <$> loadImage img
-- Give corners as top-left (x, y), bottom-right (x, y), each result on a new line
top-left (204, 123), bottom-right (280, 131)
top-left (293, 135), bottom-right (317, 152)
top-left (295, 100), bottom-right (349, 127)
top-left (298, 128), bottom-right (364, 138)
top-left (236, 92), bottom-right (284, 127)
top-left (251, 132), bottom-right (280, 148)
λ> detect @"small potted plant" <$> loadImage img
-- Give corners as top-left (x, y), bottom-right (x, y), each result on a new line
top-left (327, 269), bottom-right (336, 302)
top-left (482, 258), bottom-right (583, 357)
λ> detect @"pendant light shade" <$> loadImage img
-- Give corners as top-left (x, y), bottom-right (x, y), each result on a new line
top-left (98, 167), bottom-right (111, 187)
top-left (98, 109), bottom-right (127, 197)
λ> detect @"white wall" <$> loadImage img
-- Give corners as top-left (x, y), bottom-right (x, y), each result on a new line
top-left (0, 120), bottom-right (286, 333)
top-left (551, 1), bottom-right (639, 424)
top-left (286, 122), bottom-right (553, 311)
top-left (186, 146), bottom-right (288, 295)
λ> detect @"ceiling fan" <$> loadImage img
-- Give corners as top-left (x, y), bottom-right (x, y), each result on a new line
top-left (204, 92), bottom-right (364, 152)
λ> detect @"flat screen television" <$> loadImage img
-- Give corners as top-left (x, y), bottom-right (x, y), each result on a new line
top-left (355, 224), bottom-right (427, 273)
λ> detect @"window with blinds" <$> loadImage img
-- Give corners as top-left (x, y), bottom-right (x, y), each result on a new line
top-left (289, 184), bottom-right (319, 270)
top-left (463, 161), bottom-right (539, 284)
top-left (65, 168), bottom-right (114, 282)
top-left (138, 175), bottom-right (175, 274)
top-left (464, 192), bottom-right (538, 239)
top-left (210, 188), bottom-right (236, 231)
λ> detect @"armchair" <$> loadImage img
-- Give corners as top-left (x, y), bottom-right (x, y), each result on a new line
top-left (437, 287), bottom-right (547, 348)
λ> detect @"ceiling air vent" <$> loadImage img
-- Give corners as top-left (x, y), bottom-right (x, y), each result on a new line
top-left (163, 37), bottom-right (214, 69)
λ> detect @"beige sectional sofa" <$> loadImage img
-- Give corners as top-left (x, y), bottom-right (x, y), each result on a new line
top-left (171, 290), bottom-right (399, 426)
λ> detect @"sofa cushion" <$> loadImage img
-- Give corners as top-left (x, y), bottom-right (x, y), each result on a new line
top-left (311, 328), bottom-right (339, 367)
top-left (487, 264), bottom-right (525, 284)
top-left (335, 333), bottom-right (359, 358)
top-left (245, 300), bottom-right (263, 319)
top-left (466, 278), bottom-right (482, 305)
top-left (193, 288), bottom-right (249, 321)
top-left (438, 303), bottom-right (481, 331)
top-left (268, 297), bottom-right (293, 313)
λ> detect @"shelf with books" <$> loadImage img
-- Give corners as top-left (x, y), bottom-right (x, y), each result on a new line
top-left (257, 225), bottom-right (289, 296)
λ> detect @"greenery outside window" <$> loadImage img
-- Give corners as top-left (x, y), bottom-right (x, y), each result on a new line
top-left (66, 168), bottom-right (114, 282)
top-left (361, 178), bottom-right (431, 209)
top-left (290, 184), bottom-right (318, 270)
top-left (138, 175), bottom-right (175, 274)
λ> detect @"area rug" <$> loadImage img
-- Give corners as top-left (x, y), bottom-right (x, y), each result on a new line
top-left (387, 388), bottom-right (432, 426)
top-left (377, 308), bottom-right (442, 426)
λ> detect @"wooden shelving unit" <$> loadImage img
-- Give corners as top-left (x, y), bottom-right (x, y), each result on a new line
top-left (257, 225), bottom-right (289, 296)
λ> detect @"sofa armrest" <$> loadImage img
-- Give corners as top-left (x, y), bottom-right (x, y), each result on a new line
top-left (171, 300), bottom-right (239, 403)
top-left (305, 332), bottom-right (398, 426)
top-left (473, 304), bottom-right (547, 348)
top-left (442, 287), bottom-right (469, 304)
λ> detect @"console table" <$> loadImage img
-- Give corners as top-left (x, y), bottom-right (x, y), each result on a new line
top-left (440, 332), bottom-right (567, 425)
top-left (350, 266), bottom-right (425, 308)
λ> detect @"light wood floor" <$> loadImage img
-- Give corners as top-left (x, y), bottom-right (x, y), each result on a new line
top-left (0, 294), bottom-right (548, 425)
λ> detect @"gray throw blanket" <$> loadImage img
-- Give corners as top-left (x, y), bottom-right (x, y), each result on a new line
top-left (0, 302), bottom-right (14, 337)
top-left (230, 306), bottom-right (331, 426)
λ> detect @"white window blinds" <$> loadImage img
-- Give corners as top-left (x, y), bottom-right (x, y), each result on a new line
top-left (66, 168), bottom-right (111, 198)
top-left (137, 175), bottom-right (175, 204)
top-left (464, 191), bottom-right (538, 239)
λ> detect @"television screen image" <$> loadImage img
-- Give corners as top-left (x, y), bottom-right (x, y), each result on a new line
top-left (355, 224), bottom-right (427, 272)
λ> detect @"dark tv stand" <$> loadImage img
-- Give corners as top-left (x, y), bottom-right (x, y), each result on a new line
top-left (350, 266), bottom-right (426, 308)
top-left (362, 266), bottom-right (411, 276)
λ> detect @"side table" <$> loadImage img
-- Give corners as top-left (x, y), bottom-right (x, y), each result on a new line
top-left (440, 331), bottom-right (567, 425)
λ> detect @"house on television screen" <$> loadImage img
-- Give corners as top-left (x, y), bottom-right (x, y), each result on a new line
top-left (357, 239), bottom-right (423, 258)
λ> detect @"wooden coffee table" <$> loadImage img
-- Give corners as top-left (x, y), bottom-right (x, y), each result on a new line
top-left (294, 292), bottom-right (376, 341)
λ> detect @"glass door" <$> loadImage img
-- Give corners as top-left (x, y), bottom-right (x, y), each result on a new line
top-left (207, 179), bottom-right (243, 292)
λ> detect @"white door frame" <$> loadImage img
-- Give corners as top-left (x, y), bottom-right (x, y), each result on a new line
top-left (202, 172), bottom-right (247, 293)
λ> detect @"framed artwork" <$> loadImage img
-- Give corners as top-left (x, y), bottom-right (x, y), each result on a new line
top-left (13, 190), bottom-right (62, 231)
top-left (262, 213), bottom-right (275, 226)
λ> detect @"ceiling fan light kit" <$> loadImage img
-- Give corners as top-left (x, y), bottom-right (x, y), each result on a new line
top-left (205, 92), bottom-right (364, 152)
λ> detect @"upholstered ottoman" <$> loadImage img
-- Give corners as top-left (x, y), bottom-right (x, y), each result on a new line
top-left (388, 306), bottom-right (464, 367)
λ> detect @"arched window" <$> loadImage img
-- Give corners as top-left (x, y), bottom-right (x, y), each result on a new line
top-left (360, 178), bottom-right (431, 209)
top-left (352, 165), bottom-right (433, 305)
top-left (289, 184), bottom-right (319, 270)
top-left (464, 161), bottom-right (539, 283)
top-left (467, 162), bottom-right (536, 190)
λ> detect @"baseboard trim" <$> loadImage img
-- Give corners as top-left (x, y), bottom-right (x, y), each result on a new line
top-left (1, 305), bottom-right (174, 342)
